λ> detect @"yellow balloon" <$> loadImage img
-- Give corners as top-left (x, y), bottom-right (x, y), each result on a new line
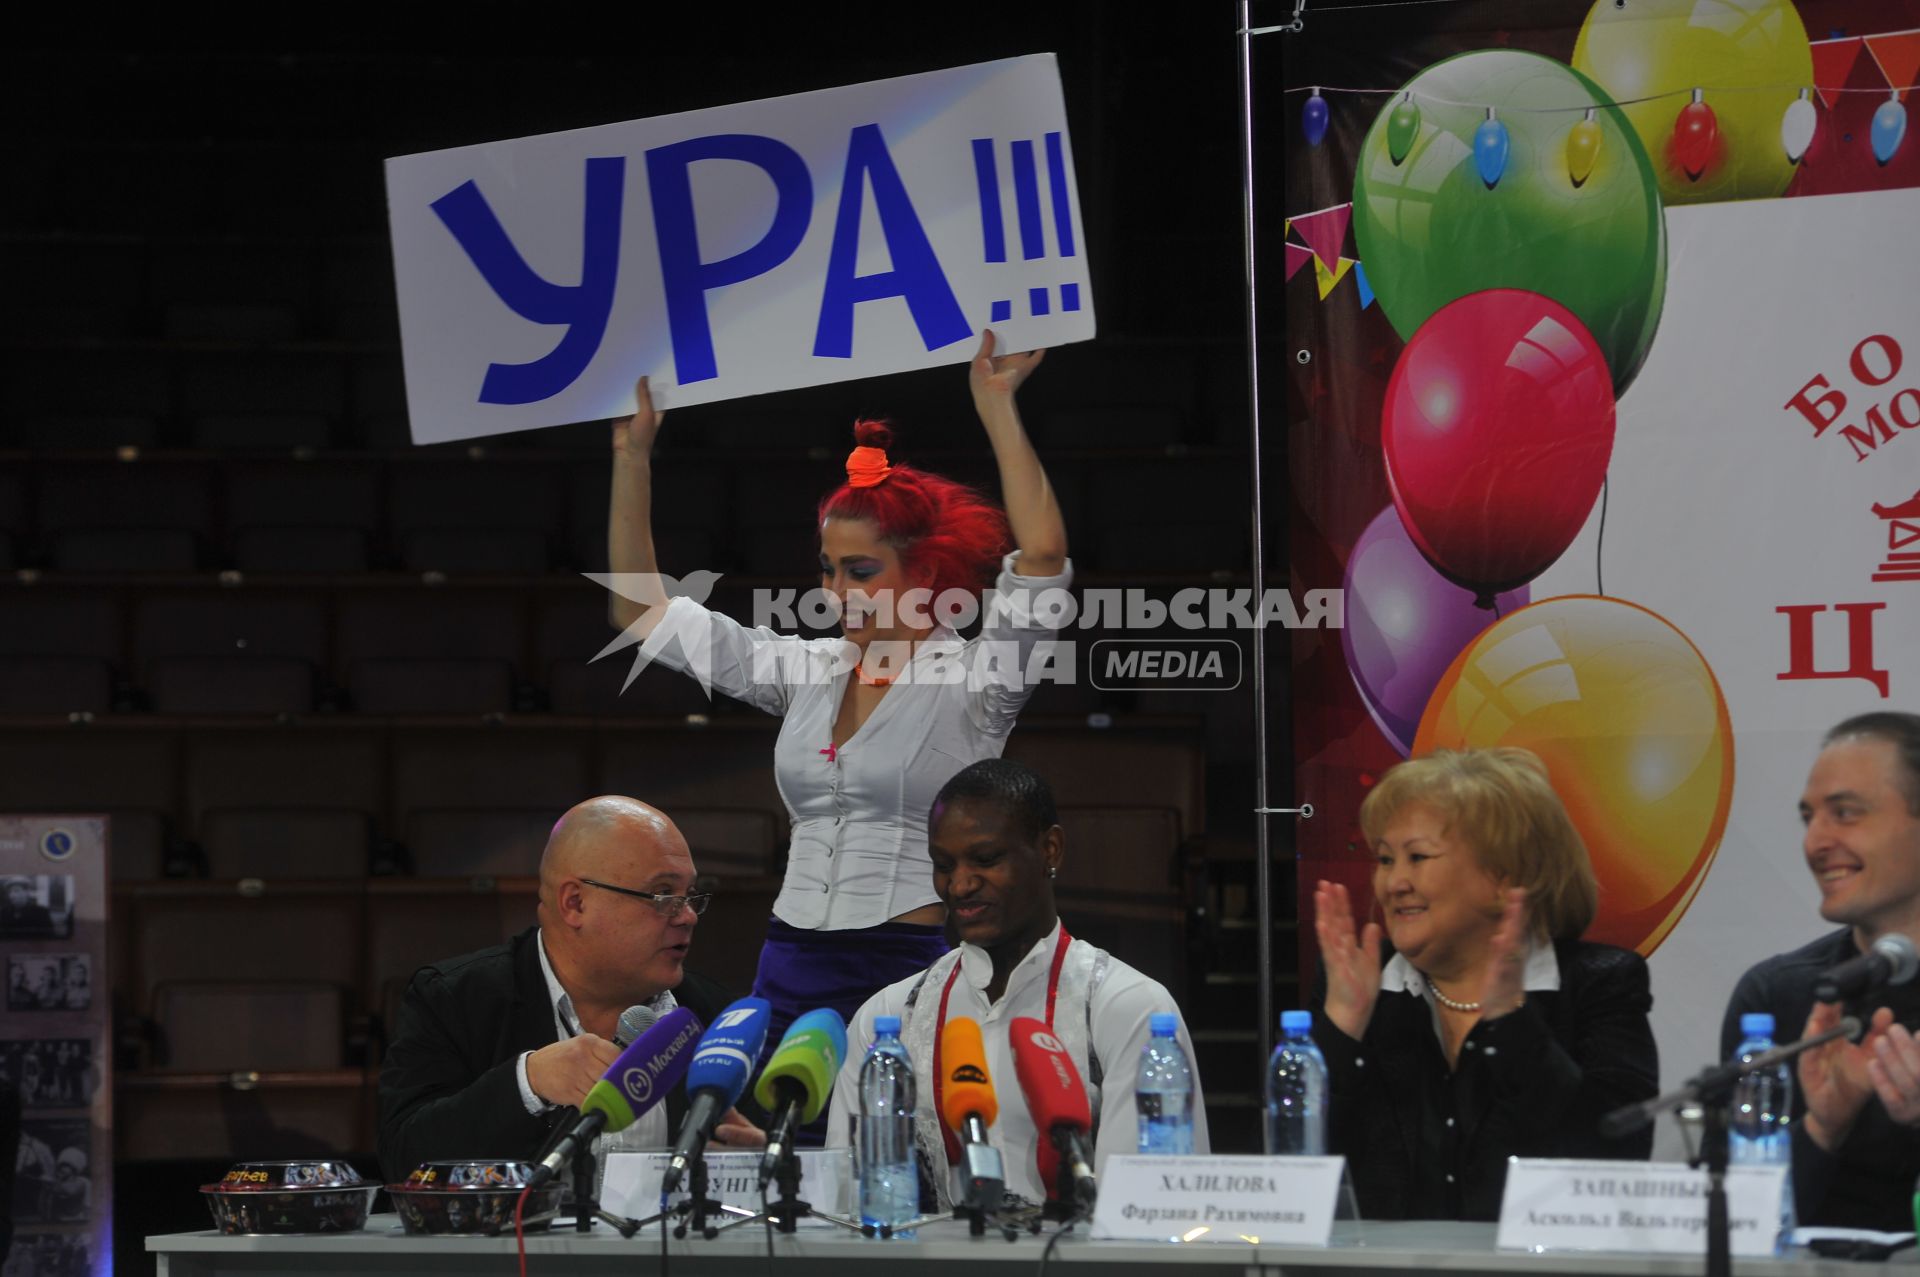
top-left (1414, 595), bottom-right (1733, 955)
top-left (1572, 0), bottom-right (1813, 204)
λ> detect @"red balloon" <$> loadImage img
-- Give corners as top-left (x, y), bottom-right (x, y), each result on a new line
top-left (1382, 289), bottom-right (1616, 601)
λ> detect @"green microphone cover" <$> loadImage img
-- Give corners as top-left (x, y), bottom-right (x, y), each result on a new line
top-left (751, 1012), bottom-right (845, 1122)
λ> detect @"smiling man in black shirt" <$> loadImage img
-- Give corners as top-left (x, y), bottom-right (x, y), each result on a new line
top-left (1722, 712), bottom-right (1920, 1231)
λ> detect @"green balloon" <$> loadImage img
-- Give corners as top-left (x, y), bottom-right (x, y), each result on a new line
top-left (1353, 51), bottom-right (1667, 395)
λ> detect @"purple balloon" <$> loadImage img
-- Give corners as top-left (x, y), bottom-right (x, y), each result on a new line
top-left (1341, 505), bottom-right (1528, 756)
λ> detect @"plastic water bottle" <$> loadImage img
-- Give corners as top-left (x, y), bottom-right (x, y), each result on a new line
top-left (1267, 1009), bottom-right (1328, 1155)
top-left (1729, 1012), bottom-right (1795, 1244)
top-left (856, 1015), bottom-right (918, 1235)
top-left (1137, 1012), bottom-right (1195, 1154)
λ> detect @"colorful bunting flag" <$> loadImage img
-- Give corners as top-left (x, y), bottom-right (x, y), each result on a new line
top-left (1285, 242), bottom-right (1314, 281)
top-left (1313, 255), bottom-right (1356, 300)
top-left (1864, 30), bottom-right (1920, 93)
top-left (1291, 203), bottom-right (1353, 272)
top-left (1811, 36), bottom-right (1871, 110)
top-left (1354, 261), bottom-right (1375, 309)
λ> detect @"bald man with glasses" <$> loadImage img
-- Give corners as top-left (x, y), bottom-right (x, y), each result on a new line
top-left (378, 796), bottom-right (760, 1181)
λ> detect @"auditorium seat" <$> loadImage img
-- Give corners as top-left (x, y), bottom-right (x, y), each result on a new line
top-left (151, 655), bottom-right (316, 715)
top-left (391, 728), bottom-right (591, 831)
top-left (597, 724), bottom-right (783, 825)
top-left (10, 413), bottom-right (162, 450)
top-left (190, 413), bottom-right (335, 452)
top-left (201, 807), bottom-right (372, 879)
top-left (1098, 522), bottom-right (1247, 573)
top-left (403, 807), bottom-right (554, 878)
top-left (124, 881), bottom-right (365, 1021)
top-left (117, 1071), bottom-right (370, 1162)
top-left (399, 526), bottom-right (550, 575)
top-left (148, 242), bottom-right (314, 322)
top-left (675, 807), bottom-right (781, 877)
top-left (223, 459), bottom-right (381, 542)
top-left (1004, 723), bottom-right (1206, 839)
top-left (133, 591), bottom-right (329, 687)
top-left (2, 349), bottom-right (172, 421)
top-left (348, 659), bottom-right (514, 715)
top-left (0, 727), bottom-right (181, 822)
top-left (536, 591), bottom-right (727, 717)
top-left (151, 982), bottom-right (345, 1071)
top-left (386, 460), bottom-right (563, 548)
top-left (163, 303), bottom-right (301, 344)
top-left (178, 352), bottom-right (347, 426)
top-left (0, 591), bottom-right (122, 672)
top-left (0, 655), bottom-right (112, 714)
top-left (365, 879), bottom-right (535, 1049)
top-left (334, 590), bottom-right (527, 695)
top-left (183, 727), bottom-right (385, 841)
top-left (1052, 805), bottom-right (1194, 997)
top-left (106, 808), bottom-right (170, 880)
top-left (52, 527), bottom-right (199, 573)
top-left (689, 874), bottom-right (781, 998)
top-left (232, 525), bottom-right (370, 573)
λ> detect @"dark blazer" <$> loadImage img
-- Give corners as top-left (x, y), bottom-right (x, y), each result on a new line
top-left (1723, 927), bottom-right (1920, 1231)
top-left (377, 926), bottom-right (741, 1182)
top-left (1310, 938), bottom-right (1658, 1221)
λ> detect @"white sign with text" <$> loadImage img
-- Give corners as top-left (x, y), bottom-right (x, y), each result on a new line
top-left (601, 1149), bottom-right (853, 1221)
top-left (386, 55), bottom-right (1095, 443)
top-left (1496, 1159), bottom-right (1788, 1256)
top-left (1090, 1154), bottom-right (1344, 1246)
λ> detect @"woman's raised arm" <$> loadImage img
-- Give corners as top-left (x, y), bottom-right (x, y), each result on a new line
top-left (969, 330), bottom-right (1068, 578)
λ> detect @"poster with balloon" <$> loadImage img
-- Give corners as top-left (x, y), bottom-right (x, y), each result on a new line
top-left (1285, 0), bottom-right (1920, 1154)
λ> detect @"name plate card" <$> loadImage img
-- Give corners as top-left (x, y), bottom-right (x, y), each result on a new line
top-left (602, 1149), bottom-right (853, 1221)
top-left (1497, 1159), bottom-right (1788, 1256)
top-left (1090, 1154), bottom-right (1344, 1246)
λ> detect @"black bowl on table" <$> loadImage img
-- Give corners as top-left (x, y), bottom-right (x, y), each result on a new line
top-left (386, 1160), bottom-right (565, 1236)
top-left (200, 1160), bottom-right (378, 1235)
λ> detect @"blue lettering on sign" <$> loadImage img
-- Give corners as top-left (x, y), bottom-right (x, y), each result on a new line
top-left (813, 123), bottom-right (970, 360)
top-left (645, 133), bottom-right (813, 385)
top-left (431, 156), bottom-right (626, 406)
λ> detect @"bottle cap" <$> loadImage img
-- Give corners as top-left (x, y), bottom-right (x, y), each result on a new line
top-left (1149, 1012), bottom-right (1179, 1035)
top-left (1740, 1012), bottom-right (1775, 1037)
top-left (1281, 1009), bottom-right (1313, 1033)
top-left (874, 1014), bottom-right (902, 1036)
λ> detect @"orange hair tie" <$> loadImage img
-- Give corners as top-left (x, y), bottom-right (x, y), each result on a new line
top-left (845, 445), bottom-right (892, 488)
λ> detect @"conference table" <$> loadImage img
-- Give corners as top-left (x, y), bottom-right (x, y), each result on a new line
top-left (148, 1218), bottom-right (1915, 1276)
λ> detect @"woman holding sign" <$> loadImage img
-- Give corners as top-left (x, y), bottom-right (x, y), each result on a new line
top-left (1310, 748), bottom-right (1658, 1221)
top-left (606, 329), bottom-right (1071, 1070)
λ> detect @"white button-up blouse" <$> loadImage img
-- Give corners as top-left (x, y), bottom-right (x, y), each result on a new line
top-left (647, 552), bottom-right (1074, 930)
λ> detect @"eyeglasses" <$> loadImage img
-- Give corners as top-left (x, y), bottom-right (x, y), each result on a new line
top-left (579, 877), bottom-right (713, 917)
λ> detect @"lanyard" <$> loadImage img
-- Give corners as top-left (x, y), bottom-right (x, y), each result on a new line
top-left (930, 925), bottom-right (1073, 1167)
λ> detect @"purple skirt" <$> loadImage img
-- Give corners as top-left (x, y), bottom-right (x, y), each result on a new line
top-left (751, 915), bottom-right (949, 1142)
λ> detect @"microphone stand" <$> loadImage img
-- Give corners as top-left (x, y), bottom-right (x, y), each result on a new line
top-left (715, 1141), bottom-right (865, 1236)
top-left (670, 1147), bottom-right (736, 1240)
top-left (556, 1138), bottom-right (647, 1238)
top-left (1601, 1015), bottom-right (1860, 1277)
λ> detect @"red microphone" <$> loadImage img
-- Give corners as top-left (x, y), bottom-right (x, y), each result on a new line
top-left (1009, 1016), bottom-right (1096, 1213)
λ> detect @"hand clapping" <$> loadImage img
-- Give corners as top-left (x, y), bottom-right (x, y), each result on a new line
top-left (1313, 879), bottom-right (1383, 1041)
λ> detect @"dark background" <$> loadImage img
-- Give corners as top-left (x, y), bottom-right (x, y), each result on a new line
top-left (2, 7), bottom-right (1291, 1271)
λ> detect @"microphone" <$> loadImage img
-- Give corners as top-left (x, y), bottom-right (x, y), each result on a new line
top-left (613, 1003), bottom-right (661, 1047)
top-left (752, 1008), bottom-right (848, 1188)
top-left (1815, 933), bottom-right (1919, 1003)
top-left (939, 1017), bottom-right (1006, 1213)
top-left (1009, 1017), bottom-right (1096, 1212)
top-left (663, 997), bottom-right (772, 1194)
top-left (528, 1006), bottom-right (703, 1188)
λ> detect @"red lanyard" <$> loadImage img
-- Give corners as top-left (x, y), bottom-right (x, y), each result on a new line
top-left (930, 925), bottom-right (1072, 1166)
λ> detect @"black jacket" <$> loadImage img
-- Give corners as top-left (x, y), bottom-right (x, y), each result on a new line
top-left (1723, 927), bottom-right (1920, 1232)
top-left (1311, 938), bottom-right (1658, 1221)
top-left (377, 926), bottom-right (741, 1182)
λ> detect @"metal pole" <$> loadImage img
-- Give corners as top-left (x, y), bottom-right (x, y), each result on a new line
top-left (1235, 0), bottom-right (1275, 1081)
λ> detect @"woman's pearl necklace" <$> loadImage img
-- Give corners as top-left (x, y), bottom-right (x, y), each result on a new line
top-left (1426, 978), bottom-right (1480, 1012)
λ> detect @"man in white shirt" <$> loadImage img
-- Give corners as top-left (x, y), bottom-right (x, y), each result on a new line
top-left (378, 795), bottom-right (758, 1181)
top-left (825, 760), bottom-right (1208, 1211)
